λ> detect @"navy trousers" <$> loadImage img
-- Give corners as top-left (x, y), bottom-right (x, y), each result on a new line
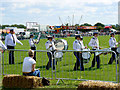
top-left (31, 47), bottom-right (36, 61)
top-left (74, 52), bottom-right (84, 71)
top-left (46, 52), bottom-right (55, 70)
top-left (91, 49), bottom-right (100, 68)
top-left (7, 45), bottom-right (15, 64)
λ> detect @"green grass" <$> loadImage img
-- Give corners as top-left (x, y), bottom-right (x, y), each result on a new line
top-left (1, 35), bottom-right (119, 88)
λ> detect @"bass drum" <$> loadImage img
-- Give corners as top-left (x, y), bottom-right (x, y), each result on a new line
top-left (54, 39), bottom-right (68, 50)
top-left (117, 47), bottom-right (120, 53)
top-left (82, 48), bottom-right (91, 64)
top-left (54, 52), bottom-right (63, 61)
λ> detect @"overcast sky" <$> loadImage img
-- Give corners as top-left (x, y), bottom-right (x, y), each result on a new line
top-left (0, 0), bottom-right (119, 26)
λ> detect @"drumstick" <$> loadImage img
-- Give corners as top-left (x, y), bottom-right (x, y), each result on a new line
top-left (36, 33), bottom-right (41, 44)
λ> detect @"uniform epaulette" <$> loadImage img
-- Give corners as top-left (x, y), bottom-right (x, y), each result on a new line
top-left (92, 37), bottom-right (95, 39)
top-left (46, 42), bottom-right (49, 43)
top-left (75, 41), bottom-right (77, 43)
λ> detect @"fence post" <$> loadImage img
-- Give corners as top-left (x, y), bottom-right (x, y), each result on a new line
top-left (0, 52), bottom-right (1, 76)
top-left (118, 47), bottom-right (120, 83)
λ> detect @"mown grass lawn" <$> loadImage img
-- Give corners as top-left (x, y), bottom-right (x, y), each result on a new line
top-left (1, 35), bottom-right (119, 88)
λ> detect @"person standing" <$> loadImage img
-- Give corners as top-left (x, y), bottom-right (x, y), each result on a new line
top-left (5, 29), bottom-right (23, 64)
top-left (89, 32), bottom-right (101, 69)
top-left (108, 33), bottom-right (119, 64)
top-left (22, 49), bottom-right (40, 77)
top-left (29, 34), bottom-right (37, 61)
top-left (45, 35), bottom-right (57, 70)
top-left (73, 35), bottom-right (87, 71)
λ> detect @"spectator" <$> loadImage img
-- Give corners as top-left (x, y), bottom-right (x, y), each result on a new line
top-left (22, 49), bottom-right (40, 77)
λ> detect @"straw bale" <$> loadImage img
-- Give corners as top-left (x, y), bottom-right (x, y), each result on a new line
top-left (2, 75), bottom-right (42, 88)
top-left (78, 81), bottom-right (119, 90)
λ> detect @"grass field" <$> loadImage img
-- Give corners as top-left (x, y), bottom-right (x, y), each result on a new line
top-left (1, 35), bottom-right (119, 88)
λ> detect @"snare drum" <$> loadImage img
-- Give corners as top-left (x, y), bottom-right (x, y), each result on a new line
top-left (54, 39), bottom-right (68, 61)
top-left (54, 52), bottom-right (63, 61)
top-left (82, 48), bottom-right (91, 64)
top-left (117, 47), bottom-right (120, 53)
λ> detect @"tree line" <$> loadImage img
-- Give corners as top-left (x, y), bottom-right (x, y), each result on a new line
top-left (0, 24), bottom-right (26, 29)
top-left (0, 22), bottom-right (119, 30)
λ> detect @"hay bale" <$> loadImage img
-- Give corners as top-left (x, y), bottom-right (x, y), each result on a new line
top-left (2, 75), bottom-right (42, 88)
top-left (78, 81), bottom-right (119, 90)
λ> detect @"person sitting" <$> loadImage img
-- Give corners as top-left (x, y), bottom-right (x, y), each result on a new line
top-left (22, 49), bottom-right (40, 77)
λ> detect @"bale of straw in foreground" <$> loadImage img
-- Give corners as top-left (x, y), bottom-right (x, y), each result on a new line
top-left (2, 75), bottom-right (42, 88)
top-left (78, 80), bottom-right (119, 90)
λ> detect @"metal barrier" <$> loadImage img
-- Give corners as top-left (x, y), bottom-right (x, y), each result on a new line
top-left (1, 49), bottom-right (118, 83)
top-left (2, 49), bottom-right (53, 79)
top-left (54, 50), bottom-right (118, 84)
top-left (0, 52), bottom-right (2, 75)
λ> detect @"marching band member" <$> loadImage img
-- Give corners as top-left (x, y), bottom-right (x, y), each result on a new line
top-left (73, 35), bottom-right (87, 71)
top-left (0, 36), bottom-right (7, 51)
top-left (108, 33), bottom-right (119, 64)
top-left (5, 29), bottom-right (23, 64)
top-left (45, 35), bottom-right (57, 70)
top-left (89, 32), bottom-right (101, 69)
top-left (29, 34), bottom-right (37, 61)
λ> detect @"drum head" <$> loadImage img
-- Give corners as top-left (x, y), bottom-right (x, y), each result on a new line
top-left (54, 40), bottom-right (64, 50)
top-left (117, 47), bottom-right (120, 53)
top-left (82, 49), bottom-right (91, 64)
top-left (54, 52), bottom-right (63, 59)
top-left (54, 39), bottom-right (68, 50)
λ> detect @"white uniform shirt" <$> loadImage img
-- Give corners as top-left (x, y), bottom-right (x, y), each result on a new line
top-left (29, 38), bottom-right (36, 47)
top-left (22, 57), bottom-right (36, 72)
top-left (109, 37), bottom-right (118, 48)
top-left (89, 36), bottom-right (99, 49)
top-left (5, 33), bottom-right (23, 47)
top-left (45, 40), bottom-right (56, 52)
top-left (0, 40), bottom-right (7, 50)
top-left (73, 40), bottom-right (85, 51)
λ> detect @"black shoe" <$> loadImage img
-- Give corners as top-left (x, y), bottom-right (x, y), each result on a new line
top-left (108, 62), bottom-right (112, 64)
top-left (73, 68), bottom-right (78, 71)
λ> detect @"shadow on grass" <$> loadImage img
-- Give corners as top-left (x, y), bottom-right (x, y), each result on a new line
top-left (36, 65), bottom-right (46, 69)
top-left (62, 64), bottom-right (69, 66)
top-left (2, 62), bottom-right (23, 65)
top-left (55, 67), bottom-right (102, 73)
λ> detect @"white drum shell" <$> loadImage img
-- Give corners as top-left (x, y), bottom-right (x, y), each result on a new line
top-left (54, 52), bottom-right (63, 59)
top-left (82, 49), bottom-right (91, 60)
top-left (54, 39), bottom-right (68, 50)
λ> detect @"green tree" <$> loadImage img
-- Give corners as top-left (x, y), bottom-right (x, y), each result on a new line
top-left (111, 25), bottom-right (116, 29)
top-left (11, 24), bottom-right (26, 29)
top-left (0, 24), bottom-right (2, 29)
top-left (17, 24), bottom-right (26, 29)
top-left (11, 24), bottom-right (18, 27)
top-left (94, 22), bottom-right (105, 27)
top-left (2, 25), bottom-right (10, 29)
top-left (80, 23), bottom-right (92, 26)
top-left (115, 24), bottom-right (120, 30)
